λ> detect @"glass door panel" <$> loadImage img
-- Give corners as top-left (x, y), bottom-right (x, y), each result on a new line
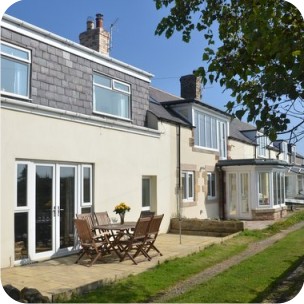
top-left (59, 166), bottom-right (75, 249)
top-left (228, 173), bottom-right (237, 216)
top-left (35, 165), bottom-right (54, 253)
top-left (240, 173), bottom-right (250, 215)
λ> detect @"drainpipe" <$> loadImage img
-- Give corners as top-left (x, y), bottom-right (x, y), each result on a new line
top-left (217, 165), bottom-right (226, 220)
top-left (177, 124), bottom-right (182, 244)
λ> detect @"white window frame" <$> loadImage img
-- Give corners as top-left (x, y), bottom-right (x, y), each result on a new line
top-left (182, 171), bottom-right (194, 202)
top-left (142, 177), bottom-right (151, 211)
top-left (81, 165), bottom-right (93, 207)
top-left (257, 133), bottom-right (269, 158)
top-left (207, 172), bottom-right (217, 199)
top-left (1, 41), bottom-right (31, 99)
top-left (281, 141), bottom-right (288, 162)
top-left (93, 73), bottom-right (131, 120)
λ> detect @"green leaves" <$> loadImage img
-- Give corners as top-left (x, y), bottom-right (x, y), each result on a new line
top-left (154, 0), bottom-right (304, 142)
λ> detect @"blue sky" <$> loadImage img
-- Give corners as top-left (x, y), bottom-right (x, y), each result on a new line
top-left (1, 0), bottom-right (304, 153)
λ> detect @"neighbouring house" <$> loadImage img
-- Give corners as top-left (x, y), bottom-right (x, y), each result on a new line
top-left (218, 118), bottom-right (304, 220)
top-left (1, 13), bottom-right (303, 269)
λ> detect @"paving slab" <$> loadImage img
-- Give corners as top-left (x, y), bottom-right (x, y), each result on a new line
top-left (1, 233), bottom-right (229, 302)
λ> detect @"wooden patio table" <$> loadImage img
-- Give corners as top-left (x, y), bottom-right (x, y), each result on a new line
top-left (93, 222), bottom-right (137, 259)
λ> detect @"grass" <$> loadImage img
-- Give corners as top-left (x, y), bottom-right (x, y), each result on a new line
top-left (169, 227), bottom-right (304, 303)
top-left (63, 210), bottom-right (304, 303)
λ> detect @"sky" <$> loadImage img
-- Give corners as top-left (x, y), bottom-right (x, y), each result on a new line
top-left (1, 0), bottom-right (304, 153)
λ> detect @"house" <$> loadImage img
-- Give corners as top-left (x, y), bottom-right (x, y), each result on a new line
top-left (1, 13), bottom-right (303, 269)
top-left (148, 75), bottom-right (230, 220)
top-left (1, 14), bottom-right (178, 268)
top-left (218, 118), bottom-right (304, 220)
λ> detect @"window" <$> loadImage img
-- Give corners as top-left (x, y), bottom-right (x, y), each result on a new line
top-left (258, 172), bottom-right (269, 205)
top-left (274, 172), bottom-right (285, 205)
top-left (82, 165), bottom-right (92, 205)
top-left (207, 172), bottom-right (216, 199)
top-left (142, 177), bottom-right (151, 210)
top-left (257, 134), bottom-right (269, 158)
top-left (297, 175), bottom-right (304, 195)
top-left (281, 142), bottom-right (288, 162)
top-left (182, 171), bottom-right (194, 202)
top-left (194, 111), bottom-right (217, 149)
top-left (93, 73), bottom-right (131, 119)
top-left (1, 42), bottom-right (31, 98)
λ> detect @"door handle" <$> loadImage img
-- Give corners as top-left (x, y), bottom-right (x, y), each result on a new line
top-left (53, 206), bottom-right (56, 217)
top-left (57, 206), bottom-right (64, 216)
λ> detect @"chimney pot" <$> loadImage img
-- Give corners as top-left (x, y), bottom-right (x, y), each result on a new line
top-left (96, 13), bottom-right (103, 28)
top-left (86, 16), bottom-right (94, 30)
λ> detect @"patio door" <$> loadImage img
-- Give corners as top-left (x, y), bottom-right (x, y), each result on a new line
top-left (227, 172), bottom-right (251, 219)
top-left (33, 164), bottom-right (77, 259)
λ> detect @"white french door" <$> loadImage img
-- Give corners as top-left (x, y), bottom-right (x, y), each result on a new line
top-left (30, 164), bottom-right (79, 260)
top-left (227, 172), bottom-right (251, 219)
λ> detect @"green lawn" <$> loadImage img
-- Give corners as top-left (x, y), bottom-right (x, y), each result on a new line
top-left (169, 228), bottom-right (304, 303)
top-left (63, 210), bottom-right (304, 303)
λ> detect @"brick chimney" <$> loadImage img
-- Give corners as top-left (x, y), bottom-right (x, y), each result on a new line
top-left (79, 13), bottom-right (110, 56)
top-left (180, 74), bottom-right (202, 100)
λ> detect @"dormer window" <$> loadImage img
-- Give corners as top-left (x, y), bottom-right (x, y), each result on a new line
top-left (93, 73), bottom-right (131, 120)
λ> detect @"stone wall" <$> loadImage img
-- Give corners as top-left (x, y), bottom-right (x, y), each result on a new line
top-left (252, 207), bottom-right (288, 220)
top-left (170, 218), bottom-right (244, 237)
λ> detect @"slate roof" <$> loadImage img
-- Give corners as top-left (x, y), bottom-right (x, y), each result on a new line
top-left (229, 118), bottom-right (257, 145)
top-left (148, 87), bottom-right (192, 126)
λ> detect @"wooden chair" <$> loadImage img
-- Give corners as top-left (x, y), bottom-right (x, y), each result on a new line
top-left (74, 219), bottom-right (109, 266)
top-left (144, 214), bottom-right (164, 258)
top-left (94, 211), bottom-right (111, 225)
top-left (140, 211), bottom-right (155, 218)
top-left (76, 213), bottom-right (96, 231)
top-left (118, 216), bottom-right (152, 265)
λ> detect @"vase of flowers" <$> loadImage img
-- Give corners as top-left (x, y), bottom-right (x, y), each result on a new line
top-left (113, 202), bottom-right (131, 224)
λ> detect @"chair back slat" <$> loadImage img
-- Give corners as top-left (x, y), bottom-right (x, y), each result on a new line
top-left (76, 213), bottom-right (95, 231)
top-left (148, 214), bottom-right (164, 235)
top-left (74, 218), bottom-right (94, 244)
top-left (140, 211), bottom-right (155, 218)
top-left (133, 216), bottom-right (151, 240)
top-left (95, 211), bottom-right (111, 225)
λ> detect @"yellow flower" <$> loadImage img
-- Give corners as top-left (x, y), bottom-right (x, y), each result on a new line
top-left (113, 202), bottom-right (131, 214)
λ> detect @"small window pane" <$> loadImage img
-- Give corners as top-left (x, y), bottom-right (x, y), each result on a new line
top-left (93, 74), bottom-right (111, 87)
top-left (15, 212), bottom-right (28, 260)
top-left (259, 172), bottom-right (269, 205)
top-left (17, 164), bottom-right (28, 207)
top-left (142, 178), bottom-right (151, 208)
top-left (83, 167), bottom-right (91, 203)
top-left (113, 80), bottom-right (130, 93)
top-left (1, 44), bottom-right (29, 60)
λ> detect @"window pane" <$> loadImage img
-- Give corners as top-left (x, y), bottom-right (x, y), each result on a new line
top-left (94, 85), bottom-right (130, 119)
top-left (1, 44), bottom-right (29, 60)
top-left (83, 167), bottom-right (91, 203)
top-left (259, 172), bottom-right (269, 205)
top-left (15, 212), bottom-right (28, 260)
top-left (182, 173), bottom-right (187, 199)
top-left (17, 164), bottom-right (27, 207)
top-left (114, 80), bottom-right (130, 93)
top-left (188, 173), bottom-right (193, 198)
top-left (1, 57), bottom-right (29, 96)
top-left (93, 74), bottom-right (111, 87)
top-left (142, 178), bottom-right (150, 208)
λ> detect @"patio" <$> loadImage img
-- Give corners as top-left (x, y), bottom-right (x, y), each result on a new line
top-left (1, 233), bottom-right (235, 302)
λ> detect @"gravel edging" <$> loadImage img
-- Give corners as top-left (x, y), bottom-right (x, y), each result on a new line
top-left (150, 221), bottom-right (304, 303)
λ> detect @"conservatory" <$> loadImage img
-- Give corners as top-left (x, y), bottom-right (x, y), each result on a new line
top-left (217, 159), bottom-right (288, 220)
